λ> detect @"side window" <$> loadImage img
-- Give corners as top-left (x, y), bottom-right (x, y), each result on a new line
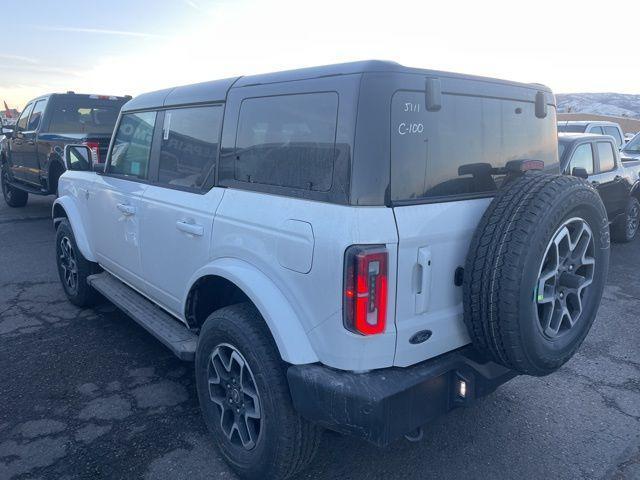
top-left (568, 143), bottom-right (594, 175)
top-left (596, 142), bottom-right (616, 172)
top-left (16, 103), bottom-right (34, 131)
top-left (233, 92), bottom-right (338, 191)
top-left (589, 126), bottom-right (604, 135)
top-left (158, 105), bottom-right (222, 190)
top-left (108, 111), bottom-right (156, 179)
top-left (28, 100), bottom-right (46, 131)
top-left (603, 126), bottom-right (622, 148)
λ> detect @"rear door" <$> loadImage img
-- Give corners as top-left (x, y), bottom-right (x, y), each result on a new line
top-left (137, 105), bottom-right (225, 318)
top-left (391, 86), bottom-right (558, 367)
top-left (90, 110), bottom-right (157, 290)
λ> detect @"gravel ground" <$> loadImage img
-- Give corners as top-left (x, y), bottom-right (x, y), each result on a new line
top-left (0, 195), bottom-right (639, 480)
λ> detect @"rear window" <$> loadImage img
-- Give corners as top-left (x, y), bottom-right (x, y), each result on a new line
top-left (391, 91), bottom-right (557, 202)
top-left (558, 124), bottom-right (587, 133)
top-left (597, 142), bottom-right (616, 172)
top-left (48, 96), bottom-right (126, 134)
top-left (233, 92), bottom-right (338, 191)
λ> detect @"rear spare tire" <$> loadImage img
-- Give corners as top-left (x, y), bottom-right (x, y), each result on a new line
top-left (463, 173), bottom-right (610, 376)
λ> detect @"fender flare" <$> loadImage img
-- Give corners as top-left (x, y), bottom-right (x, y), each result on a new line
top-left (52, 196), bottom-right (96, 262)
top-left (187, 258), bottom-right (319, 365)
top-left (47, 154), bottom-right (65, 187)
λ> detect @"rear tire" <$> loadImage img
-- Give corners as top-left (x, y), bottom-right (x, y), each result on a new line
top-left (1, 162), bottom-right (28, 207)
top-left (195, 303), bottom-right (322, 480)
top-left (55, 219), bottom-right (101, 307)
top-left (611, 196), bottom-right (640, 243)
top-left (463, 173), bottom-right (610, 376)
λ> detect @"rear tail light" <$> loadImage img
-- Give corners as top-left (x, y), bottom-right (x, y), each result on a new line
top-left (343, 245), bottom-right (388, 335)
top-left (83, 141), bottom-right (102, 163)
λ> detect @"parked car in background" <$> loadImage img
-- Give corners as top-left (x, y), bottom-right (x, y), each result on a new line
top-left (559, 132), bottom-right (640, 242)
top-left (0, 92), bottom-right (129, 207)
top-left (557, 120), bottom-right (625, 149)
top-left (621, 132), bottom-right (640, 162)
top-left (624, 132), bottom-right (637, 143)
top-left (53, 61), bottom-right (610, 480)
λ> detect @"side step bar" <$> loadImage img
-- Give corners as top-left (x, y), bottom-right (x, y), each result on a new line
top-left (88, 272), bottom-right (197, 361)
top-left (7, 179), bottom-right (48, 195)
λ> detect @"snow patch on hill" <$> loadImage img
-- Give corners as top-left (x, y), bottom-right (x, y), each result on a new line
top-left (557, 93), bottom-right (640, 119)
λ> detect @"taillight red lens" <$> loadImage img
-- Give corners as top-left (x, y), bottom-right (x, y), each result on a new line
top-left (343, 245), bottom-right (388, 335)
top-left (83, 141), bottom-right (101, 163)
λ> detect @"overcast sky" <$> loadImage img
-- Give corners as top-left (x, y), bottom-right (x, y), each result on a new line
top-left (2, 0), bottom-right (639, 110)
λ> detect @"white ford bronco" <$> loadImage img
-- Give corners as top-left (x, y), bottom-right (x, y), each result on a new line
top-left (53, 61), bottom-right (609, 480)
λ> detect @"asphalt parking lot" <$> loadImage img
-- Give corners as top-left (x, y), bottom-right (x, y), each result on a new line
top-left (0, 196), bottom-right (639, 480)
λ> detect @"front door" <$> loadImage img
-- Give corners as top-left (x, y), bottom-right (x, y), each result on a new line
top-left (9, 102), bottom-right (35, 184)
top-left (89, 110), bottom-right (157, 290)
top-left (137, 105), bottom-right (225, 318)
top-left (20, 99), bottom-right (47, 186)
top-left (592, 140), bottom-right (628, 220)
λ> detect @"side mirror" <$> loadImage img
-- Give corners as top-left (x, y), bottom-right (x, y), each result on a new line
top-left (63, 144), bottom-right (95, 172)
top-left (572, 167), bottom-right (589, 179)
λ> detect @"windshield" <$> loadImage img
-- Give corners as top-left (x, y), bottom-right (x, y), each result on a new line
top-left (623, 134), bottom-right (640, 153)
top-left (558, 142), bottom-right (567, 160)
top-left (557, 124), bottom-right (587, 133)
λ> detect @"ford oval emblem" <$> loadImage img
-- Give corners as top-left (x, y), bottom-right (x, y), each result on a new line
top-left (409, 330), bottom-right (432, 344)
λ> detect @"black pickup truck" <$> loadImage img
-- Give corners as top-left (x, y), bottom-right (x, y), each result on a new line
top-left (0, 92), bottom-right (129, 207)
top-left (559, 132), bottom-right (640, 242)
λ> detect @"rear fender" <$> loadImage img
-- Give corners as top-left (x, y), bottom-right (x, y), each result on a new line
top-left (187, 258), bottom-right (319, 365)
top-left (52, 196), bottom-right (96, 262)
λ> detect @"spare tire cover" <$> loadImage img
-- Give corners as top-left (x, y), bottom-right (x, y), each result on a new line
top-left (463, 173), bottom-right (610, 376)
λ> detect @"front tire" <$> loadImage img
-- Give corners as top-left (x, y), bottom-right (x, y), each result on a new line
top-left (1, 162), bottom-right (28, 207)
top-left (195, 304), bottom-right (322, 480)
top-left (55, 219), bottom-right (100, 307)
top-left (611, 196), bottom-right (640, 243)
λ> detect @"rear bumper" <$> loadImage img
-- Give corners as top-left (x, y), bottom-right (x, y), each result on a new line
top-left (287, 347), bottom-right (516, 447)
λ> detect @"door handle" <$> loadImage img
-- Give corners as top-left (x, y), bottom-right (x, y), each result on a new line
top-left (176, 220), bottom-right (204, 236)
top-left (116, 203), bottom-right (136, 216)
top-left (415, 247), bottom-right (433, 314)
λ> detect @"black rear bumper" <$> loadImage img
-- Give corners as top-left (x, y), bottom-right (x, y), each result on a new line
top-left (287, 347), bottom-right (515, 447)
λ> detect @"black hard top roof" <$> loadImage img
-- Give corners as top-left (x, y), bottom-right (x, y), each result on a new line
top-left (122, 60), bottom-right (553, 112)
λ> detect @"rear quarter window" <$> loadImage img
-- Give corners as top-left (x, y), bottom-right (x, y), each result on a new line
top-left (233, 92), bottom-right (338, 191)
top-left (391, 91), bottom-right (557, 202)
